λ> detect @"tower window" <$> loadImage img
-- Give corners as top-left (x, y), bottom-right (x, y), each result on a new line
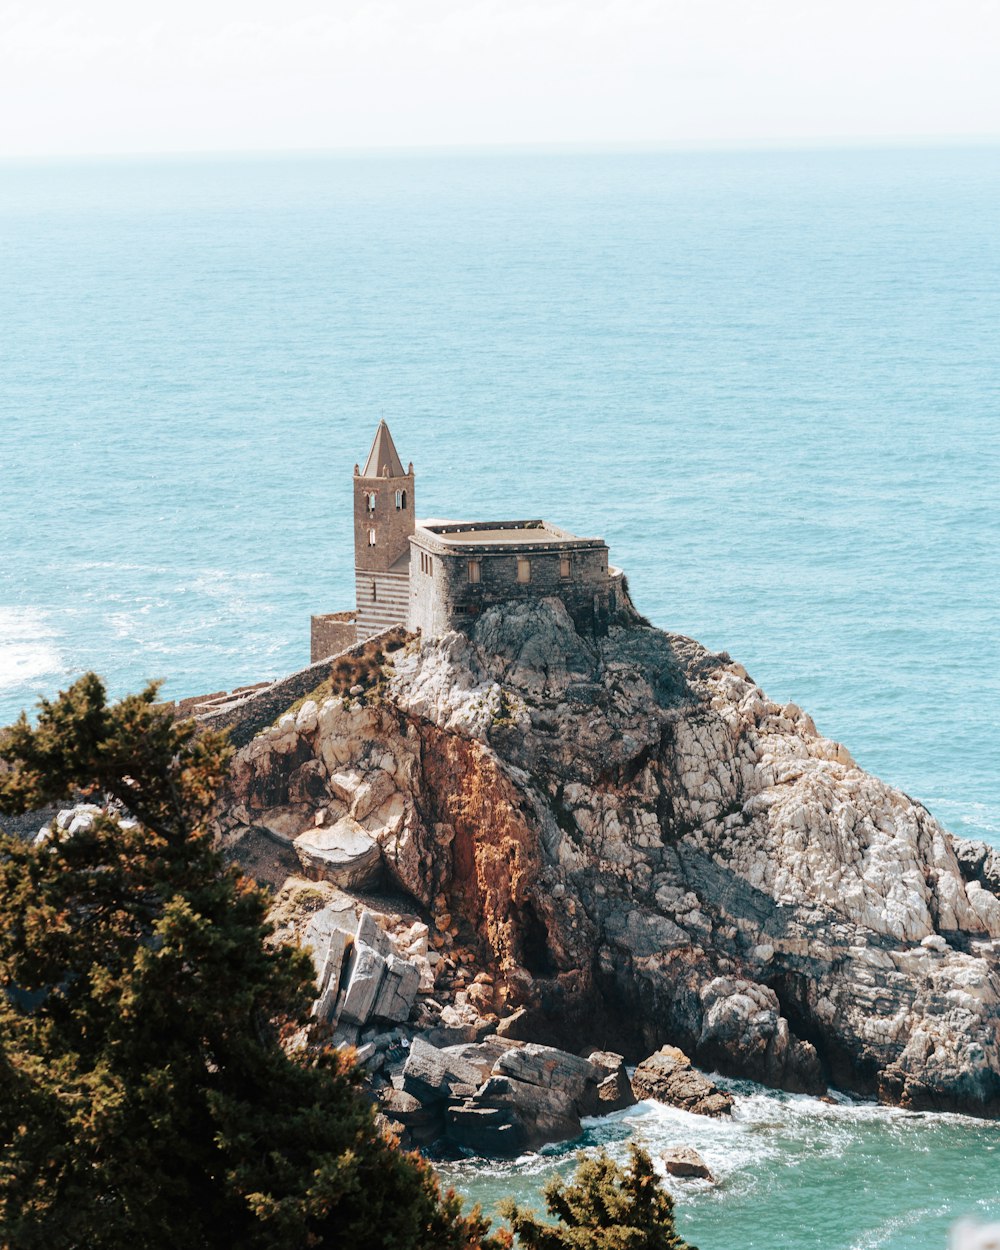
top-left (368, 528), bottom-right (376, 546)
top-left (467, 559), bottom-right (481, 584)
top-left (560, 556), bottom-right (571, 579)
top-left (395, 489), bottom-right (407, 510)
top-left (371, 581), bottom-right (377, 602)
top-left (366, 492), bottom-right (376, 514)
top-left (517, 558), bottom-right (531, 584)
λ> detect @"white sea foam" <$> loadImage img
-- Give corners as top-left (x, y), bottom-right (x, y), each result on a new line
top-left (0, 607), bottom-right (62, 692)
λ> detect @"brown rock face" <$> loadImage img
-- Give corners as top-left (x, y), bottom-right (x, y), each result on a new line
top-left (631, 1046), bottom-right (734, 1117)
top-left (219, 598), bottom-right (1000, 1119)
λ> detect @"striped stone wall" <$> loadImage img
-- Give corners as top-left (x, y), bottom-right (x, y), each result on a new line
top-left (355, 569), bottom-right (410, 640)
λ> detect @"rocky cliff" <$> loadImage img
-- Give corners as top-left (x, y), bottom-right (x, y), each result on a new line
top-left (217, 598), bottom-right (1000, 1119)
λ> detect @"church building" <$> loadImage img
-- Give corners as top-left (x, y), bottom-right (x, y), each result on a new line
top-left (310, 421), bottom-right (625, 661)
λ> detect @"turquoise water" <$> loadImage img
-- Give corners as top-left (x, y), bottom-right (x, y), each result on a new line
top-left (441, 1083), bottom-right (1000, 1250)
top-left (1, 148), bottom-right (999, 1243)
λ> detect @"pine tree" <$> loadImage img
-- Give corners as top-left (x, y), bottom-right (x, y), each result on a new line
top-left (0, 674), bottom-right (505, 1250)
top-left (499, 1146), bottom-right (694, 1250)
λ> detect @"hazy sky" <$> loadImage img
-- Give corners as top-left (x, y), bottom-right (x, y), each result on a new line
top-left (2, 0), bottom-right (998, 158)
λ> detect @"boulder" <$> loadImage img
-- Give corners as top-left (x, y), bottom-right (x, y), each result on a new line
top-left (584, 1049), bottom-right (637, 1113)
top-left (293, 816), bottom-right (383, 890)
top-left (356, 909), bottom-right (394, 958)
top-left (662, 1146), bottom-right (713, 1180)
top-left (339, 944), bottom-right (388, 1026)
top-left (402, 1038), bottom-right (483, 1104)
top-left (444, 1043), bottom-right (606, 1157)
top-left (376, 1086), bottom-right (442, 1141)
top-left (372, 955), bottom-right (421, 1023)
top-left (311, 927), bottom-right (350, 1022)
top-left (631, 1046), bottom-right (734, 1117)
top-left (496, 1006), bottom-right (534, 1040)
top-left (493, 1043), bottom-right (600, 1105)
top-left (446, 1102), bottom-right (527, 1156)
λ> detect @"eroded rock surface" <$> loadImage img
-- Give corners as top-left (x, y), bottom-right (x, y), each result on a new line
top-left (219, 597), bottom-right (1000, 1118)
top-left (631, 1045), bottom-right (734, 1116)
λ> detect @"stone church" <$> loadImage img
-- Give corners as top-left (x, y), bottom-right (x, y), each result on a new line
top-left (310, 421), bottom-right (625, 661)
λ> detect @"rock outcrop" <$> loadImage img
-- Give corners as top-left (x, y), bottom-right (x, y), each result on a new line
top-left (661, 1146), bottom-right (714, 1181)
top-left (218, 597), bottom-right (1000, 1119)
top-left (631, 1046), bottom-right (734, 1116)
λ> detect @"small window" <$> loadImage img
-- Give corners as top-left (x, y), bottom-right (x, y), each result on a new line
top-left (468, 559), bottom-right (481, 584)
top-left (368, 528), bottom-right (376, 546)
top-left (371, 581), bottom-right (377, 602)
top-left (366, 492), bottom-right (376, 514)
top-left (395, 489), bottom-right (407, 510)
top-left (560, 556), bottom-right (571, 579)
top-left (517, 558), bottom-right (531, 584)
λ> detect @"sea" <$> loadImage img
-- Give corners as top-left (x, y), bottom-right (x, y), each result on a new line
top-left (1, 146), bottom-right (998, 1246)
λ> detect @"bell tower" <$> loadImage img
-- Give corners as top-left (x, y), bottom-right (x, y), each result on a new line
top-left (353, 420), bottom-right (414, 639)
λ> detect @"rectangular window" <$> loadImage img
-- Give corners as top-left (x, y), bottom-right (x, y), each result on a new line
top-left (560, 556), bottom-right (571, 579)
top-left (368, 529), bottom-right (376, 546)
top-left (467, 559), bottom-right (481, 584)
top-left (517, 558), bottom-right (531, 584)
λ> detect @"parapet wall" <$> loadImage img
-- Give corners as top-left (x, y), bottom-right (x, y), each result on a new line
top-left (171, 629), bottom-right (395, 749)
top-left (311, 610), bottom-right (358, 664)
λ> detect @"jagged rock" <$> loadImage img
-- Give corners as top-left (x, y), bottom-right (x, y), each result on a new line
top-left (954, 839), bottom-right (1000, 897)
top-left (494, 1043), bottom-right (600, 1107)
top-left (585, 1049), bottom-right (637, 1112)
top-left (372, 955), bottom-right (421, 1023)
top-left (631, 1046), bottom-right (734, 1117)
top-left (223, 599), bottom-right (1000, 1119)
top-left (339, 944), bottom-right (388, 1026)
top-left (293, 816), bottom-right (383, 890)
top-left (402, 1038), bottom-right (483, 1103)
top-left (662, 1146), bottom-right (713, 1180)
top-left (446, 1103), bottom-right (526, 1156)
top-left (312, 928), bottom-right (350, 1022)
top-left (357, 910), bottom-right (394, 958)
top-left (496, 1007), bottom-right (534, 1040)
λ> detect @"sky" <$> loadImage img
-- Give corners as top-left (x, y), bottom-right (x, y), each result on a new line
top-left (1, 0), bottom-right (999, 159)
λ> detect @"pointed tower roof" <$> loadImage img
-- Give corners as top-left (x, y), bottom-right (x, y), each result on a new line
top-left (361, 420), bottom-right (406, 478)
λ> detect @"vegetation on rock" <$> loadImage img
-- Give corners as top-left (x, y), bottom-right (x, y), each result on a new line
top-left (500, 1146), bottom-right (694, 1249)
top-left (0, 674), bottom-right (502, 1250)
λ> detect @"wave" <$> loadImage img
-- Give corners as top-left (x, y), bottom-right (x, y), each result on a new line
top-left (0, 607), bottom-right (63, 693)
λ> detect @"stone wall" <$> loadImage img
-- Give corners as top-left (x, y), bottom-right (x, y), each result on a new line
top-left (409, 528), bottom-right (625, 637)
top-left (355, 570), bottom-right (410, 641)
top-left (184, 629), bottom-right (395, 748)
top-left (311, 610), bottom-right (358, 663)
top-left (354, 469), bottom-right (415, 573)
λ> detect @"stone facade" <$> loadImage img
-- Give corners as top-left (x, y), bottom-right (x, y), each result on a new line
top-left (309, 422), bottom-right (624, 660)
top-left (408, 521), bottom-right (625, 638)
top-left (310, 611), bottom-right (358, 664)
top-left (353, 421), bottom-right (414, 641)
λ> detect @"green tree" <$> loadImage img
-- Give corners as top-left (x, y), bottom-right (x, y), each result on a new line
top-left (499, 1146), bottom-right (694, 1250)
top-left (0, 674), bottom-right (504, 1250)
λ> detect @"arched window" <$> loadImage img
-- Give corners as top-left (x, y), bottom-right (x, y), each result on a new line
top-left (395, 489), bottom-right (407, 510)
top-left (368, 528), bottom-right (376, 546)
top-left (366, 492), bottom-right (376, 514)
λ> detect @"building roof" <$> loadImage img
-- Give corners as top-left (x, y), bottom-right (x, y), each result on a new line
top-left (413, 519), bottom-right (607, 555)
top-left (361, 420), bottom-right (406, 479)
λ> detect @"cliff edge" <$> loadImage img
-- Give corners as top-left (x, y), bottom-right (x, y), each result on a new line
top-left (218, 598), bottom-right (1000, 1118)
